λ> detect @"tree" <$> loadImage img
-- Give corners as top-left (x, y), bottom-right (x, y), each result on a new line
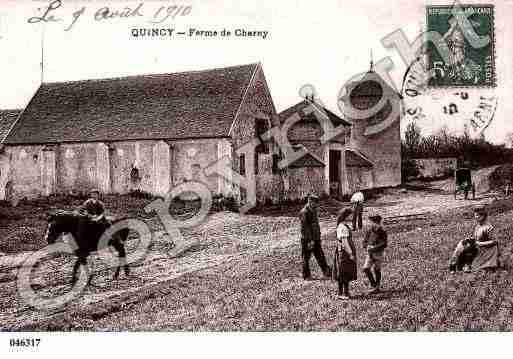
top-left (404, 121), bottom-right (422, 157)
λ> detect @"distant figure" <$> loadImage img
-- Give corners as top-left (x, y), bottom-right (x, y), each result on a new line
top-left (299, 194), bottom-right (331, 280)
top-left (332, 208), bottom-right (357, 300)
top-left (350, 189), bottom-right (365, 231)
top-left (362, 214), bottom-right (388, 294)
top-left (78, 189), bottom-right (106, 222)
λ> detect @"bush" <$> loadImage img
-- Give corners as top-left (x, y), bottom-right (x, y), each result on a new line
top-left (212, 194), bottom-right (239, 212)
top-left (128, 190), bottom-right (156, 200)
top-left (402, 127), bottom-right (513, 176)
top-left (401, 158), bottom-right (420, 182)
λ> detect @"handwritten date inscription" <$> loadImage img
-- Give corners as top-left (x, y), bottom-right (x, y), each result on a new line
top-left (28, 0), bottom-right (192, 31)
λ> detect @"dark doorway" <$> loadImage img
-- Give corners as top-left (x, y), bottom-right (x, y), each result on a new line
top-left (329, 150), bottom-right (341, 197)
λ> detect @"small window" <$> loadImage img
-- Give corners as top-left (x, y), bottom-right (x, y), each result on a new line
top-left (130, 167), bottom-right (141, 182)
top-left (254, 152), bottom-right (259, 175)
top-left (239, 155), bottom-right (246, 176)
top-left (272, 154), bottom-right (280, 174)
top-left (255, 119), bottom-right (269, 154)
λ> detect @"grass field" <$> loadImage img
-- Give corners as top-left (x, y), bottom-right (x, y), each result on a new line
top-left (1, 187), bottom-right (512, 331)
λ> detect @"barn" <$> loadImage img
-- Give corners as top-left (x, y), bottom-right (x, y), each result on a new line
top-left (0, 62), bottom-right (401, 206)
top-left (276, 65), bottom-right (402, 199)
top-left (0, 63), bottom-right (280, 205)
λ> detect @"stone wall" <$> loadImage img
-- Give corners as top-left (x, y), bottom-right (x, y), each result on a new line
top-left (347, 107), bottom-right (402, 189)
top-left (284, 167), bottom-right (325, 201)
top-left (170, 138), bottom-right (229, 196)
top-left (59, 143), bottom-right (99, 194)
top-left (230, 63), bottom-right (280, 205)
top-left (0, 138), bottom-right (232, 201)
top-left (0, 146), bottom-right (44, 201)
top-left (413, 157), bottom-right (457, 179)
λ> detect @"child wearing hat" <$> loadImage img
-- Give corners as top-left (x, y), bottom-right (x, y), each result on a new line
top-left (362, 213), bottom-right (387, 294)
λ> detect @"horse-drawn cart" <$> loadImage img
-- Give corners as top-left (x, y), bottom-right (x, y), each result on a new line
top-left (454, 167), bottom-right (475, 200)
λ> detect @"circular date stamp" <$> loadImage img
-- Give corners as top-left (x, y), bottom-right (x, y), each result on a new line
top-left (402, 55), bottom-right (497, 138)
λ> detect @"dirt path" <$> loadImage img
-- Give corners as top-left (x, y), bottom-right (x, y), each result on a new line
top-left (0, 187), bottom-right (499, 330)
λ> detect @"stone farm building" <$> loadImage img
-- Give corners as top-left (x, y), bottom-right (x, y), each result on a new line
top-left (0, 63), bottom-right (401, 205)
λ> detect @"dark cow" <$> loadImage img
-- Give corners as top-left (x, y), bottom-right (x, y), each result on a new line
top-left (44, 210), bottom-right (131, 284)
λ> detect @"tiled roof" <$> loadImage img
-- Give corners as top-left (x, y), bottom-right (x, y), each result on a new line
top-left (345, 148), bottom-right (374, 167)
top-left (0, 110), bottom-right (21, 143)
top-left (347, 70), bottom-right (399, 98)
top-left (286, 144), bottom-right (325, 168)
top-left (5, 64), bottom-right (259, 144)
top-left (278, 99), bottom-right (351, 127)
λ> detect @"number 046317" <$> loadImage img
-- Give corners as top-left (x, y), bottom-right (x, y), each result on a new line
top-left (9, 338), bottom-right (41, 347)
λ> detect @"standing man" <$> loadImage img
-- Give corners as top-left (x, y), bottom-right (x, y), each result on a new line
top-left (299, 194), bottom-right (331, 280)
top-left (362, 214), bottom-right (388, 294)
top-left (350, 188), bottom-right (365, 231)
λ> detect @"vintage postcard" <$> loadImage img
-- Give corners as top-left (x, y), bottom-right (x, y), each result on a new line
top-left (1, 0), bottom-right (513, 353)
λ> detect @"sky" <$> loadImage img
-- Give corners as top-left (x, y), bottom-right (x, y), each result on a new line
top-left (0, 0), bottom-right (512, 144)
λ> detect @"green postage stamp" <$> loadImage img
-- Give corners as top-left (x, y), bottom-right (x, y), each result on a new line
top-left (426, 4), bottom-right (495, 87)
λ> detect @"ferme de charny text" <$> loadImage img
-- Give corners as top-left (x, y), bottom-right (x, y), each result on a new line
top-left (187, 28), bottom-right (269, 39)
top-left (131, 28), bottom-right (269, 39)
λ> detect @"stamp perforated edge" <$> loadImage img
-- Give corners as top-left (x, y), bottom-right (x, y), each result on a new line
top-left (425, 3), bottom-right (497, 89)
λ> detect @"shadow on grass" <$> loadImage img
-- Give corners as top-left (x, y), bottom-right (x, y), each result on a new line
top-left (402, 184), bottom-right (448, 194)
top-left (350, 286), bottom-right (416, 301)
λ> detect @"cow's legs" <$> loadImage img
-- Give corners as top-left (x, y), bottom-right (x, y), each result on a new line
top-left (71, 255), bottom-right (88, 284)
top-left (112, 239), bottom-right (129, 279)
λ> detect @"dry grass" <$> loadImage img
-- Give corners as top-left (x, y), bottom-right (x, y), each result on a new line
top-left (10, 198), bottom-right (513, 331)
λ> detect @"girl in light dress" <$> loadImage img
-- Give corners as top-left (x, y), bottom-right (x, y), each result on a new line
top-left (472, 206), bottom-right (501, 271)
top-left (332, 208), bottom-right (357, 300)
top-left (449, 205), bottom-right (501, 273)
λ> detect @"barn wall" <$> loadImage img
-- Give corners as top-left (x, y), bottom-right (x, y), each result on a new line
top-left (413, 157), bottom-right (457, 179)
top-left (345, 98), bottom-right (402, 189)
top-left (231, 63), bottom-right (280, 205)
top-left (109, 141), bottom-right (157, 195)
top-left (0, 138), bottom-right (233, 201)
top-left (284, 167), bottom-right (325, 201)
top-left (170, 138), bottom-right (227, 196)
top-left (59, 143), bottom-right (98, 194)
top-left (346, 166), bottom-right (375, 193)
top-left (255, 153), bottom-right (283, 204)
top-left (217, 139), bottom-right (234, 197)
top-left (348, 113), bottom-right (401, 189)
top-left (0, 151), bottom-right (10, 200)
top-left (0, 146), bottom-right (44, 201)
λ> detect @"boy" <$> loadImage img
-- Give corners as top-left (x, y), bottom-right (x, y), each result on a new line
top-left (362, 214), bottom-right (387, 294)
top-left (78, 189), bottom-right (106, 222)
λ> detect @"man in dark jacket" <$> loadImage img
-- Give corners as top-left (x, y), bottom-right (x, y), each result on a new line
top-left (299, 194), bottom-right (331, 280)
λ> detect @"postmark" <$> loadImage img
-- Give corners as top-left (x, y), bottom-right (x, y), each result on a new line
top-left (402, 56), bottom-right (497, 138)
top-left (426, 4), bottom-right (496, 88)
